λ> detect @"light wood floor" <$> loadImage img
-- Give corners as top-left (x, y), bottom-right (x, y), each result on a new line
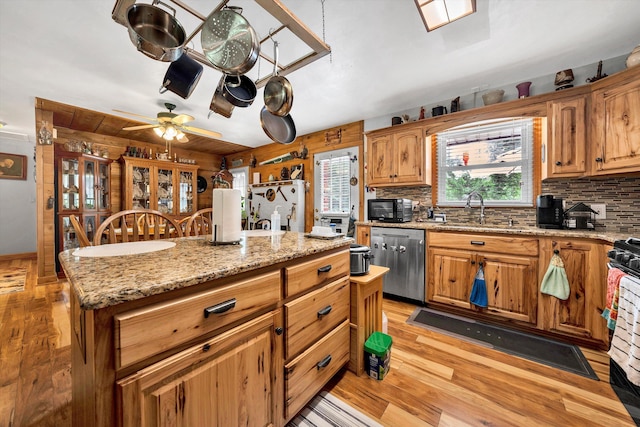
top-left (0, 258), bottom-right (636, 426)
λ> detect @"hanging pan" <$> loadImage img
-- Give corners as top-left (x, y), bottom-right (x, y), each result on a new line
top-left (260, 106), bottom-right (296, 145)
top-left (201, 6), bottom-right (260, 75)
top-left (221, 74), bottom-right (257, 108)
top-left (126, 2), bottom-right (186, 62)
top-left (264, 40), bottom-right (293, 116)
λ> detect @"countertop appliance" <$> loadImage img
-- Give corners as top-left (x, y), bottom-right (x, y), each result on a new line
top-left (370, 227), bottom-right (425, 303)
top-left (607, 237), bottom-right (640, 424)
top-left (536, 194), bottom-right (563, 229)
top-left (367, 198), bottom-right (413, 223)
top-left (350, 243), bottom-right (372, 276)
top-left (248, 180), bottom-right (305, 232)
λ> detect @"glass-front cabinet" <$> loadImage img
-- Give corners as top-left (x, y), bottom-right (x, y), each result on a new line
top-left (121, 156), bottom-right (198, 217)
top-left (55, 149), bottom-right (112, 274)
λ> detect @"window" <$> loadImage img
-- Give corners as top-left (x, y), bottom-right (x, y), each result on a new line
top-left (436, 118), bottom-right (535, 207)
top-left (229, 166), bottom-right (248, 200)
top-left (318, 154), bottom-right (351, 215)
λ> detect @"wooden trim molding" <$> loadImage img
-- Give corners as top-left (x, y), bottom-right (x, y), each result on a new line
top-left (0, 252), bottom-right (37, 261)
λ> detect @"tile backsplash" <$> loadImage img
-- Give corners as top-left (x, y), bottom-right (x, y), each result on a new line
top-left (376, 176), bottom-right (640, 234)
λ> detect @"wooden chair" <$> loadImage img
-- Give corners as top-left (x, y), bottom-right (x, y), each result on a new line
top-left (94, 209), bottom-right (183, 245)
top-left (68, 215), bottom-right (92, 247)
top-left (185, 208), bottom-right (213, 237)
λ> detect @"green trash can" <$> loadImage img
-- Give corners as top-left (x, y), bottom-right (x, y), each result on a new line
top-left (364, 331), bottom-right (392, 380)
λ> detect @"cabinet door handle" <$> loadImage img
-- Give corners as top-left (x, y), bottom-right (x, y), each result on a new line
top-left (595, 157), bottom-right (603, 162)
top-left (275, 327), bottom-right (283, 335)
top-left (471, 260), bottom-right (476, 265)
top-left (555, 161), bottom-right (562, 166)
top-left (317, 265), bottom-right (332, 274)
top-left (204, 298), bottom-right (236, 318)
top-left (470, 241), bottom-right (485, 246)
top-left (317, 305), bottom-right (332, 318)
top-left (316, 355), bottom-right (332, 370)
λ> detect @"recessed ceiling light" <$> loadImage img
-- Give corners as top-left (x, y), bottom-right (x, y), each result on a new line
top-left (0, 121), bottom-right (6, 129)
top-left (415, 0), bottom-right (476, 31)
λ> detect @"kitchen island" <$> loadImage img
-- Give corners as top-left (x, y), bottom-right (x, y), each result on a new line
top-left (60, 232), bottom-right (352, 427)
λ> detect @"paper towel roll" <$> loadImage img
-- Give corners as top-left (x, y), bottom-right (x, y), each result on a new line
top-left (212, 189), bottom-right (241, 243)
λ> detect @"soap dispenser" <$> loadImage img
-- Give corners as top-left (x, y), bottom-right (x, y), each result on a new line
top-left (271, 206), bottom-right (281, 233)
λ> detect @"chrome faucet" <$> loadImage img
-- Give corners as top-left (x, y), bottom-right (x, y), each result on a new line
top-left (465, 191), bottom-right (485, 225)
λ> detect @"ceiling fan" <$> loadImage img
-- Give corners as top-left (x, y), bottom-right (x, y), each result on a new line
top-left (114, 103), bottom-right (222, 142)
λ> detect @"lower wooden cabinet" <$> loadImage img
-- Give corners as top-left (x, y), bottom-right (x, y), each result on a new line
top-left (356, 224), bottom-right (371, 247)
top-left (538, 238), bottom-right (610, 347)
top-left (117, 311), bottom-right (280, 427)
top-left (428, 232), bottom-right (538, 325)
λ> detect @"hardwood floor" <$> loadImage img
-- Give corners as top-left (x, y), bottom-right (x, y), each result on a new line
top-left (0, 258), bottom-right (635, 426)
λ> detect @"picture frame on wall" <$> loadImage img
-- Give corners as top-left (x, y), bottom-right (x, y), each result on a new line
top-left (290, 164), bottom-right (303, 180)
top-left (0, 152), bottom-right (27, 180)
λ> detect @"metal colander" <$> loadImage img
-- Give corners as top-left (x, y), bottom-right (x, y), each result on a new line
top-left (201, 8), bottom-right (259, 75)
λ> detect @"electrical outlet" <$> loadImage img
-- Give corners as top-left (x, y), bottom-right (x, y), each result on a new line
top-left (591, 203), bottom-right (606, 220)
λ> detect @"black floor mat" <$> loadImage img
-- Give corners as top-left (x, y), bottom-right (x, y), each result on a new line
top-left (408, 308), bottom-right (599, 380)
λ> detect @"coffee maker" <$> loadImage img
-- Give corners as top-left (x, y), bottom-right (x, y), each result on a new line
top-left (536, 195), bottom-right (564, 229)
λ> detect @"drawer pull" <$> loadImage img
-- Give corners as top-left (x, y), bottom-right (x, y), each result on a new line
top-left (317, 305), bottom-right (333, 318)
top-left (204, 298), bottom-right (237, 318)
top-left (317, 265), bottom-right (332, 274)
top-left (316, 355), bottom-right (332, 370)
top-left (470, 240), bottom-right (485, 246)
top-left (275, 327), bottom-right (283, 335)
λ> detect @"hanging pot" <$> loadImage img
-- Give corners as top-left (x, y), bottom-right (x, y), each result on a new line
top-left (260, 106), bottom-right (296, 144)
top-left (201, 7), bottom-right (260, 75)
top-left (209, 76), bottom-right (235, 119)
top-left (221, 74), bottom-right (257, 108)
top-left (159, 53), bottom-right (203, 99)
top-left (126, 3), bottom-right (186, 62)
top-left (264, 40), bottom-right (293, 116)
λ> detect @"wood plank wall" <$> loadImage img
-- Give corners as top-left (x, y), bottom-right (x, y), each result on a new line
top-left (228, 121), bottom-right (364, 231)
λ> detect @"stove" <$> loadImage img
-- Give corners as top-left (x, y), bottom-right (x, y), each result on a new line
top-left (607, 237), bottom-right (640, 276)
top-left (607, 237), bottom-right (640, 425)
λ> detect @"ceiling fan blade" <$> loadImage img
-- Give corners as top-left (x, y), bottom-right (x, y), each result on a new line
top-left (113, 109), bottom-right (156, 121)
top-left (181, 125), bottom-right (222, 139)
top-left (172, 114), bottom-right (195, 125)
top-left (123, 124), bottom-right (158, 131)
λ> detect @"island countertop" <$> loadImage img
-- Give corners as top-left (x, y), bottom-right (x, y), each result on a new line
top-left (59, 232), bottom-right (352, 311)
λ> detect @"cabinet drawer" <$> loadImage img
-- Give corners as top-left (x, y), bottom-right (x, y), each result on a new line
top-left (285, 277), bottom-right (350, 359)
top-left (428, 232), bottom-right (538, 256)
top-left (115, 270), bottom-right (281, 369)
top-left (285, 249), bottom-right (349, 297)
top-left (285, 320), bottom-right (350, 420)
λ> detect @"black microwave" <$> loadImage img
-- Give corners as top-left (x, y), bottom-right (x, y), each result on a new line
top-left (367, 199), bottom-right (413, 223)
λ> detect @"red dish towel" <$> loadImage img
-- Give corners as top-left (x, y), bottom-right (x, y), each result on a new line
top-left (602, 267), bottom-right (627, 330)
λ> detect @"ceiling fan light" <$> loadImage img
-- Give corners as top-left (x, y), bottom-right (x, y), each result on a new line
top-left (176, 131), bottom-right (187, 142)
top-left (164, 125), bottom-right (178, 139)
top-left (153, 126), bottom-right (165, 137)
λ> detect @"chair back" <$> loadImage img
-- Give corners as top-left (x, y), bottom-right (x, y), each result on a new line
top-left (185, 208), bottom-right (213, 237)
top-left (69, 215), bottom-right (92, 247)
top-left (94, 209), bottom-right (183, 245)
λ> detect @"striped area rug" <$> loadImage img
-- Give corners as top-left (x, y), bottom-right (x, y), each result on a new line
top-left (288, 391), bottom-right (382, 427)
top-left (0, 268), bottom-right (27, 296)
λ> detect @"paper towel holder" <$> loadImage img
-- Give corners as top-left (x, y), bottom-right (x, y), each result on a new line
top-left (209, 225), bottom-right (241, 246)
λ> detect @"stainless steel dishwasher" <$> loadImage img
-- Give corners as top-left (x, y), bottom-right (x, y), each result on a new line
top-left (370, 227), bottom-right (425, 303)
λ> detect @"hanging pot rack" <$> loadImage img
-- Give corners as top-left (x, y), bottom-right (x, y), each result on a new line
top-left (112, 0), bottom-right (331, 88)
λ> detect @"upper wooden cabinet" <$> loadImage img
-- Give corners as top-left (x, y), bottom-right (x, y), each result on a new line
top-left (120, 156), bottom-right (198, 217)
top-left (366, 126), bottom-right (430, 187)
top-left (543, 95), bottom-right (588, 178)
top-left (590, 68), bottom-right (640, 175)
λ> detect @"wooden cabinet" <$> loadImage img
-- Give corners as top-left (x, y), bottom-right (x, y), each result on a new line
top-left (55, 150), bottom-right (111, 271)
top-left (118, 311), bottom-right (280, 427)
top-left (538, 238), bottom-right (610, 348)
top-left (120, 156), bottom-right (198, 217)
top-left (366, 126), bottom-right (429, 187)
top-left (282, 248), bottom-right (350, 421)
top-left (544, 95), bottom-right (588, 178)
top-left (428, 232), bottom-right (539, 324)
top-left (590, 66), bottom-right (640, 175)
top-left (356, 224), bottom-right (371, 246)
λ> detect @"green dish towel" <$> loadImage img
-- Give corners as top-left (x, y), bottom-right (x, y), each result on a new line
top-left (540, 253), bottom-right (570, 300)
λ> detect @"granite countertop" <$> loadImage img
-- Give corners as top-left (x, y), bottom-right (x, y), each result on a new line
top-left (356, 221), bottom-right (627, 243)
top-left (59, 232), bottom-right (352, 311)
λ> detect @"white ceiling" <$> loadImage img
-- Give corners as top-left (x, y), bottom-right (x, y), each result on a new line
top-left (1, 0), bottom-right (639, 148)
